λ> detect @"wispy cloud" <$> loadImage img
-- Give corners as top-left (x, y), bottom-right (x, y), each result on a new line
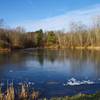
top-left (16, 4), bottom-right (100, 31)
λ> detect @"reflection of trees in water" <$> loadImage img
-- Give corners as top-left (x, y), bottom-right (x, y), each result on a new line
top-left (64, 50), bottom-right (100, 78)
top-left (0, 53), bottom-right (11, 72)
top-left (0, 53), bottom-right (10, 65)
top-left (30, 49), bottom-right (63, 66)
top-left (31, 49), bottom-right (44, 66)
top-left (0, 52), bottom-right (27, 64)
top-left (31, 49), bottom-right (100, 76)
top-left (0, 51), bottom-right (29, 71)
top-left (30, 49), bottom-right (100, 77)
top-left (44, 49), bottom-right (61, 63)
top-left (0, 49), bottom-right (100, 76)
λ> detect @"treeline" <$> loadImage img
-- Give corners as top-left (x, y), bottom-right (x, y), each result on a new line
top-left (0, 17), bottom-right (100, 50)
top-left (0, 26), bottom-right (57, 50)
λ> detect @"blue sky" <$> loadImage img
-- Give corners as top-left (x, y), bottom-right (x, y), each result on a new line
top-left (0, 0), bottom-right (100, 31)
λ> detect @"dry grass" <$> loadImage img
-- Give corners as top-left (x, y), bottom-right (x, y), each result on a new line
top-left (0, 82), bottom-right (39, 100)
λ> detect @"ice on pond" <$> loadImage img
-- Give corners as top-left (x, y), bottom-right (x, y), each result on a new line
top-left (82, 80), bottom-right (94, 84)
top-left (63, 78), bottom-right (94, 86)
top-left (67, 78), bottom-right (80, 86)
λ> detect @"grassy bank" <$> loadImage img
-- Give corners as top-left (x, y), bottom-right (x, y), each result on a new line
top-left (72, 46), bottom-right (100, 51)
top-left (1, 46), bottom-right (100, 53)
top-left (48, 93), bottom-right (100, 100)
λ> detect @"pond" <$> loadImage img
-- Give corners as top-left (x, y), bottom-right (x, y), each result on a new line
top-left (0, 49), bottom-right (100, 98)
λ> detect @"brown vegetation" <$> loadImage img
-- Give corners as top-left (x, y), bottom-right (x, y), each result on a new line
top-left (0, 83), bottom-right (39, 100)
top-left (0, 16), bottom-right (100, 51)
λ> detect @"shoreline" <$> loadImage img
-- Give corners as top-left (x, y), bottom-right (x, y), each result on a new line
top-left (0, 46), bottom-right (100, 53)
top-left (0, 48), bottom-right (11, 52)
top-left (50, 92), bottom-right (100, 100)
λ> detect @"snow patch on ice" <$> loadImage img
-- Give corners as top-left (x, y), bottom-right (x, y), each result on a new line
top-left (63, 78), bottom-right (94, 86)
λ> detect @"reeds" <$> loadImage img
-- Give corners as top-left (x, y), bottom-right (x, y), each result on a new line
top-left (0, 82), bottom-right (39, 100)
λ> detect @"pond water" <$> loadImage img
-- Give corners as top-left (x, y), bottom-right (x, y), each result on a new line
top-left (0, 49), bottom-right (100, 98)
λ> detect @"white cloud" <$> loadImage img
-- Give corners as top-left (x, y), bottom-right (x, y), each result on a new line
top-left (16, 4), bottom-right (100, 32)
